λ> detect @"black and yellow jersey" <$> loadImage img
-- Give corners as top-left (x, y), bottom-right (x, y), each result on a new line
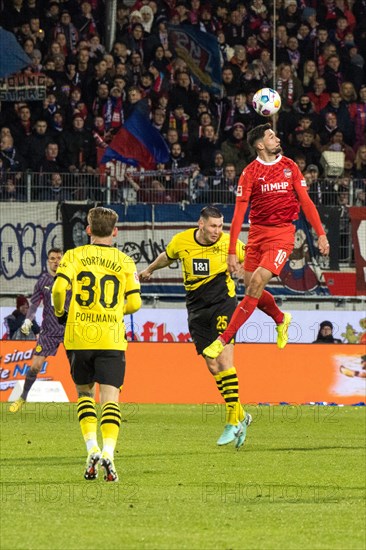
top-left (54, 244), bottom-right (140, 350)
top-left (165, 229), bottom-right (245, 308)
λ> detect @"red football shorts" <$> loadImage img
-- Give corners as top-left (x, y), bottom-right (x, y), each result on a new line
top-left (244, 223), bottom-right (295, 276)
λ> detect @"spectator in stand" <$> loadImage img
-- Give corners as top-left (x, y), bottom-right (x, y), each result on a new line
top-left (287, 114), bottom-right (321, 150)
top-left (352, 85), bottom-right (366, 151)
top-left (122, 22), bottom-right (146, 61)
top-left (4, 295), bottom-right (40, 339)
top-left (224, 91), bottom-right (254, 134)
top-left (244, 34), bottom-right (262, 64)
top-left (221, 65), bottom-right (241, 100)
top-left (295, 128), bottom-right (321, 169)
top-left (49, 110), bottom-right (66, 141)
top-left (318, 111), bottom-right (339, 146)
top-left (115, 4), bottom-right (130, 42)
top-left (91, 82), bottom-right (111, 118)
top-left (305, 164), bottom-right (338, 206)
top-left (274, 62), bottom-right (304, 113)
top-left (299, 59), bottom-right (319, 93)
top-left (189, 166), bottom-right (209, 204)
top-left (257, 22), bottom-right (272, 50)
top-left (308, 77), bottom-right (330, 114)
top-left (217, 29), bottom-right (234, 66)
top-left (307, 26), bottom-right (334, 72)
top-left (0, 177), bottom-right (26, 202)
top-left (59, 113), bottom-right (96, 172)
top-left (124, 85), bottom-right (150, 118)
top-left (224, 9), bottom-right (248, 47)
top-left (296, 20), bottom-right (313, 57)
top-left (0, 0), bottom-right (27, 32)
top-left (169, 71), bottom-right (199, 118)
top-left (221, 123), bottom-right (252, 175)
top-left (229, 44), bottom-right (249, 77)
top-left (54, 10), bottom-right (79, 55)
top-left (254, 48), bottom-right (274, 86)
top-left (291, 94), bottom-right (321, 133)
top-left (204, 150), bottom-right (224, 183)
top-left (275, 24), bottom-right (289, 55)
top-left (74, 1), bottom-right (100, 42)
top-left (293, 153), bottom-right (307, 173)
top-left (353, 145), bottom-right (366, 179)
top-left (165, 142), bottom-right (190, 191)
top-left (0, 133), bottom-right (28, 173)
top-left (165, 128), bottom-right (180, 151)
top-left (193, 124), bottom-right (220, 172)
top-left (320, 90), bottom-right (354, 145)
top-left (323, 54), bottom-right (345, 93)
top-left (209, 163), bottom-right (238, 204)
top-left (167, 105), bottom-right (192, 148)
top-left (312, 321), bottom-right (342, 344)
top-left (151, 108), bottom-right (168, 133)
top-left (279, 0), bottom-right (302, 37)
top-left (321, 129), bottom-right (356, 166)
top-left (75, 47), bottom-right (93, 86)
top-left (39, 142), bottom-right (64, 173)
top-left (42, 172), bottom-right (73, 201)
top-left (84, 59), bottom-right (114, 108)
top-left (2, 0), bottom-right (366, 209)
top-left (277, 36), bottom-right (302, 76)
top-left (9, 104), bottom-right (34, 155)
top-left (26, 119), bottom-right (53, 171)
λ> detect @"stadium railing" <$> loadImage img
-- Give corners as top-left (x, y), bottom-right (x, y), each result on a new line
top-left (0, 170), bottom-right (364, 268)
top-left (0, 170), bottom-right (364, 205)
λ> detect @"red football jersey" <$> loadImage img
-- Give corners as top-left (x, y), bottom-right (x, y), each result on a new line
top-left (236, 155), bottom-right (303, 225)
top-left (228, 154), bottom-right (325, 254)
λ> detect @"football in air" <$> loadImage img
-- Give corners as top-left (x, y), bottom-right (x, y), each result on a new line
top-left (252, 88), bottom-right (281, 117)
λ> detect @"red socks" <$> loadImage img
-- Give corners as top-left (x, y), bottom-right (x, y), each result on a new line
top-left (220, 295), bottom-right (259, 344)
top-left (257, 290), bottom-right (284, 325)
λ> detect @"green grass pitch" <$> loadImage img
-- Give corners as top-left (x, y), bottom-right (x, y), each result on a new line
top-left (0, 403), bottom-right (365, 550)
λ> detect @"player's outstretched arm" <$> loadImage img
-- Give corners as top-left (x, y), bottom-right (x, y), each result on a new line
top-left (139, 252), bottom-right (173, 281)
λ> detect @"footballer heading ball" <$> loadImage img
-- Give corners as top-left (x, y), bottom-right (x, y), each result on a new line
top-left (252, 88), bottom-right (281, 117)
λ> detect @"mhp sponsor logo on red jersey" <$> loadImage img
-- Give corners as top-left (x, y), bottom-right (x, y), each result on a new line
top-left (261, 182), bottom-right (289, 193)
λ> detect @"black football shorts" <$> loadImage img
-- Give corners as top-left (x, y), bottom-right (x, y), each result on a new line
top-left (188, 296), bottom-right (237, 355)
top-left (67, 349), bottom-right (126, 389)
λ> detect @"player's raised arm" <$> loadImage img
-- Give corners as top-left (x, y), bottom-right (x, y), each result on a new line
top-left (228, 172), bottom-right (251, 273)
top-left (139, 251), bottom-right (174, 280)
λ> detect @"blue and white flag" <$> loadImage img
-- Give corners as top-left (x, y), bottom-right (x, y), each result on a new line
top-left (168, 25), bottom-right (223, 97)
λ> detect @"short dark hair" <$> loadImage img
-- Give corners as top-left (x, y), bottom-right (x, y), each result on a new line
top-left (48, 247), bottom-right (63, 256)
top-left (200, 206), bottom-right (223, 219)
top-left (247, 123), bottom-right (272, 149)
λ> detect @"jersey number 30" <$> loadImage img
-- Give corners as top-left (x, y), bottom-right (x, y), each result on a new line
top-left (76, 271), bottom-right (120, 309)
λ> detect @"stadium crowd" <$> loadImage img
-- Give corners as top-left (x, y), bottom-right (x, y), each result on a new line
top-left (0, 0), bottom-right (366, 204)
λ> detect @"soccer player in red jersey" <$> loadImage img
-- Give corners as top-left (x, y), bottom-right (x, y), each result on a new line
top-left (203, 123), bottom-right (330, 358)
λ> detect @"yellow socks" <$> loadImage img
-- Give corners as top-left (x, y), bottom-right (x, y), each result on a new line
top-left (101, 401), bottom-right (122, 457)
top-left (77, 397), bottom-right (98, 452)
top-left (214, 367), bottom-right (244, 425)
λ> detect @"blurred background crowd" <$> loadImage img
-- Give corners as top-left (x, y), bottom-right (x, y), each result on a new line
top-left (0, 0), bottom-right (365, 205)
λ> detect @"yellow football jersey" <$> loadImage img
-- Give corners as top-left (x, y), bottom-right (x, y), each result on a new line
top-left (165, 229), bottom-right (245, 308)
top-left (55, 244), bottom-right (140, 350)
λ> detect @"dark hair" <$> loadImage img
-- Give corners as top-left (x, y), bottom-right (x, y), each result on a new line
top-left (48, 247), bottom-right (63, 256)
top-left (320, 320), bottom-right (333, 330)
top-left (247, 123), bottom-right (272, 149)
top-left (200, 206), bottom-right (223, 219)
